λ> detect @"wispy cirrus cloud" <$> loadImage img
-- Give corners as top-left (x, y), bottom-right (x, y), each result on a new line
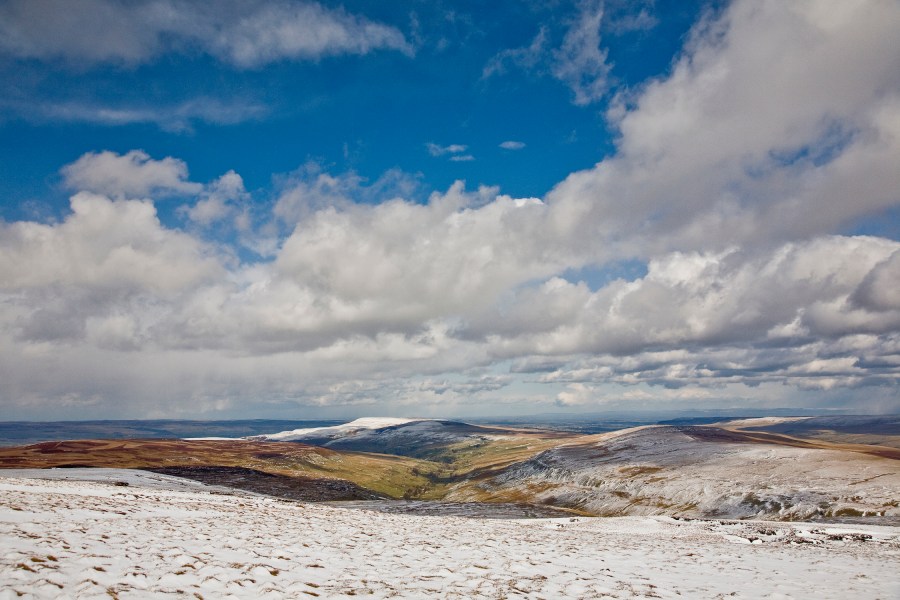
top-left (481, 26), bottom-right (547, 79)
top-left (2, 97), bottom-right (267, 132)
top-left (602, 0), bottom-right (658, 35)
top-left (551, 0), bottom-right (612, 105)
top-left (426, 142), bottom-right (468, 156)
top-left (427, 142), bottom-right (474, 161)
top-left (482, 0), bottom-right (612, 106)
top-left (0, 0), bottom-right (411, 68)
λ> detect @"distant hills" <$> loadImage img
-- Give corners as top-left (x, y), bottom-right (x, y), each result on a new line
top-left (0, 419), bottom-right (343, 447)
top-left (1, 415), bottom-right (897, 522)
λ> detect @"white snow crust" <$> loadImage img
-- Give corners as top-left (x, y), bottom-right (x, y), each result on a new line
top-left (2, 472), bottom-right (899, 599)
top-left (254, 417), bottom-right (427, 442)
top-left (713, 416), bottom-right (813, 428)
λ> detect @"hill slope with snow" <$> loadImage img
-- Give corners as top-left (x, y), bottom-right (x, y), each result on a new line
top-left (249, 417), bottom-right (558, 458)
top-left (2, 420), bottom-right (897, 522)
top-left (448, 425), bottom-right (900, 521)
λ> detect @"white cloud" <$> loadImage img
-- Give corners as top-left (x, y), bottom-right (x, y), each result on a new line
top-left (426, 143), bottom-right (468, 157)
top-left (204, 2), bottom-right (412, 68)
top-left (273, 162), bottom-right (424, 225)
top-left (483, 1), bottom-right (612, 106)
top-left (547, 0), bottom-right (900, 257)
top-left (852, 250), bottom-right (900, 312)
top-left (551, 0), bottom-right (612, 105)
top-left (482, 27), bottom-right (547, 79)
top-left (12, 98), bottom-right (268, 132)
top-left (61, 150), bottom-right (202, 198)
top-left (0, 0), bottom-right (410, 68)
top-left (471, 236), bottom-right (900, 391)
top-left (499, 141), bottom-right (526, 150)
top-left (449, 154), bottom-right (475, 162)
top-left (0, 192), bottom-right (222, 295)
top-left (603, 0), bottom-right (658, 35)
top-left (181, 170), bottom-right (248, 227)
top-left (555, 382), bottom-right (596, 406)
top-left (269, 182), bottom-right (560, 335)
top-left (3, 0), bottom-right (900, 417)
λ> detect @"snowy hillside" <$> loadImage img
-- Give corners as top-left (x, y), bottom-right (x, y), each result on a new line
top-left (448, 425), bottom-right (900, 520)
top-left (250, 417), bottom-right (521, 457)
top-left (252, 417), bottom-right (424, 441)
top-left (2, 473), bottom-right (898, 599)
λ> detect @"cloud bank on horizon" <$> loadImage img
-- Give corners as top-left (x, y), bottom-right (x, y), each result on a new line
top-left (1, 0), bottom-right (899, 419)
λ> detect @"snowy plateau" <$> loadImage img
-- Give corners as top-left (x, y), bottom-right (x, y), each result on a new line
top-left (1, 473), bottom-right (899, 599)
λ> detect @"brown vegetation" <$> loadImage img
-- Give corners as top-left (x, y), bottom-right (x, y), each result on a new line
top-left (681, 426), bottom-right (900, 460)
top-left (0, 438), bottom-right (437, 498)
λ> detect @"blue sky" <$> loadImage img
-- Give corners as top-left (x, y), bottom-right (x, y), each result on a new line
top-left (1, 0), bottom-right (899, 420)
top-left (0, 1), bottom-right (705, 219)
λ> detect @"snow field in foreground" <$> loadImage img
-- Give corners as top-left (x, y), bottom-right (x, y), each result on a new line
top-left (1, 474), bottom-right (899, 599)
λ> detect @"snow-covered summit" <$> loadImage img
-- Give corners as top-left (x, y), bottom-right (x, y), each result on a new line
top-left (250, 417), bottom-right (433, 442)
top-left (249, 417), bottom-right (516, 458)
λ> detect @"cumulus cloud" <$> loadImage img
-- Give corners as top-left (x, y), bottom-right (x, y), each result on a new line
top-left (0, 192), bottom-right (221, 295)
top-left (181, 170), bottom-right (248, 227)
top-left (548, 0), bottom-right (900, 258)
top-left (61, 150), bottom-right (202, 198)
top-left (555, 382), bottom-right (596, 406)
top-left (3, 0), bottom-right (900, 417)
top-left (852, 250), bottom-right (900, 313)
top-left (0, 190), bottom-right (223, 357)
top-left (269, 182), bottom-right (559, 334)
top-left (273, 163), bottom-right (425, 225)
top-left (499, 141), bottom-right (526, 150)
top-left (0, 0), bottom-right (410, 68)
top-left (471, 236), bottom-right (900, 392)
top-left (536, 336), bottom-right (900, 397)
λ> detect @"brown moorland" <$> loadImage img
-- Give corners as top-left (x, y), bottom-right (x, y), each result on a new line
top-left (0, 438), bottom-right (438, 499)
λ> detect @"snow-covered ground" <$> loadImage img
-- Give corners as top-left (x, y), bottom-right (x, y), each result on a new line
top-left (0, 469), bottom-right (260, 495)
top-left (2, 472), bottom-right (899, 599)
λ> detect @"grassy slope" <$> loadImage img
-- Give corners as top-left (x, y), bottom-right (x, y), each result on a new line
top-left (408, 436), bottom-right (570, 499)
